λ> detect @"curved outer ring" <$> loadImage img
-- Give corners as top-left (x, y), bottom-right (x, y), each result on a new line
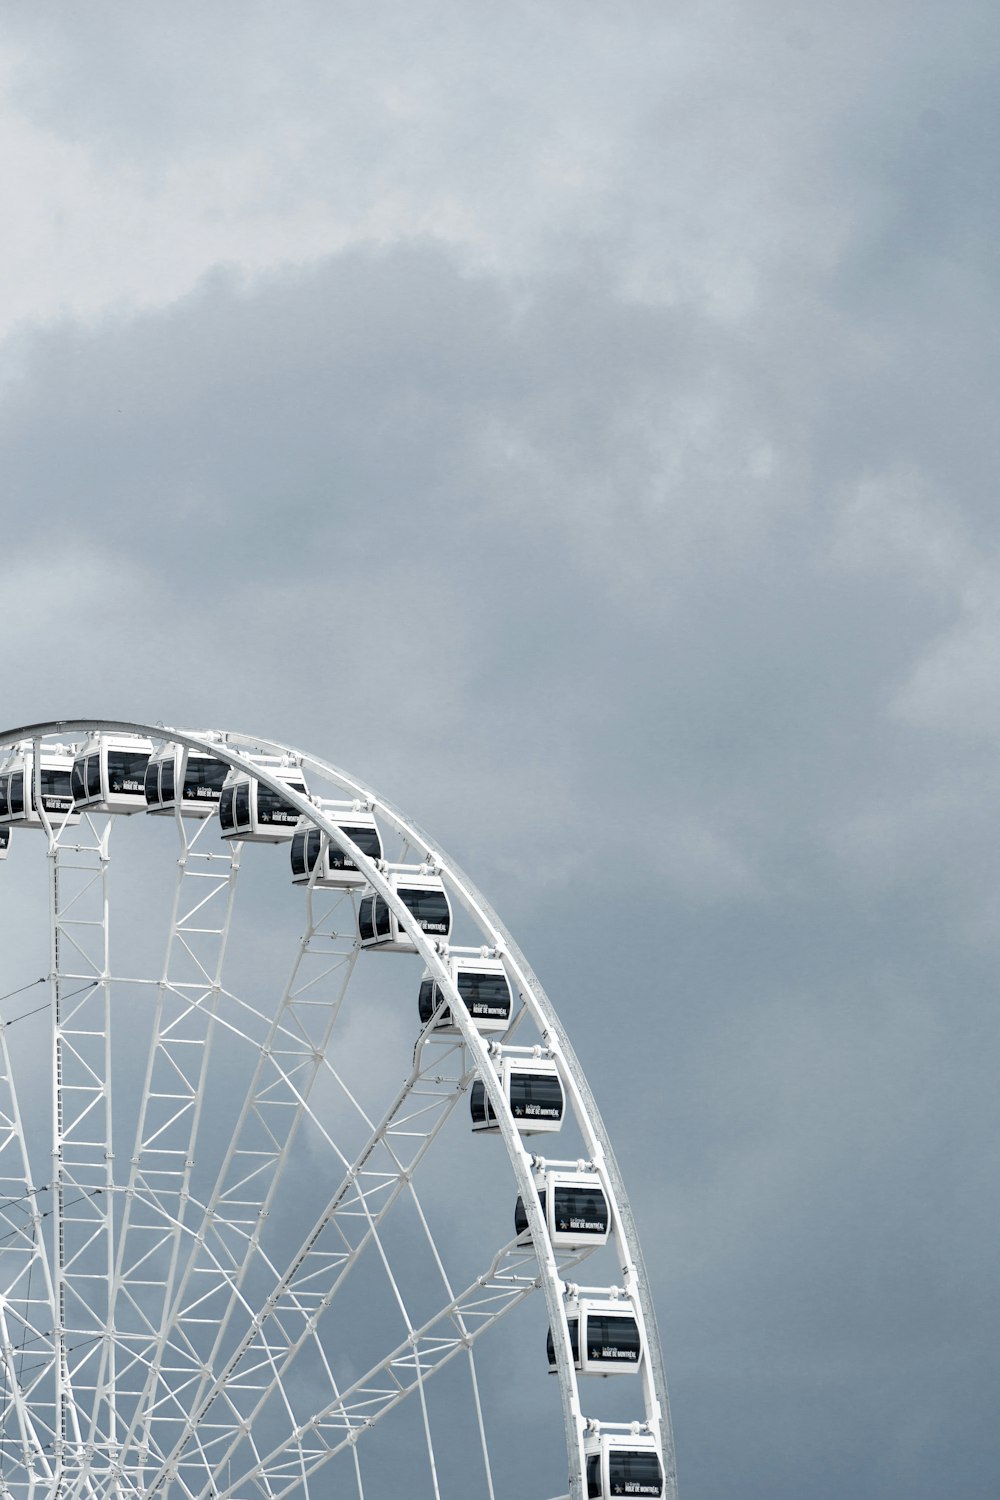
top-left (0, 718), bottom-right (678, 1500)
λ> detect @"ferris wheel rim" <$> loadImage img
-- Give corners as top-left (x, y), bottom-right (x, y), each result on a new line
top-left (0, 717), bottom-right (677, 1500)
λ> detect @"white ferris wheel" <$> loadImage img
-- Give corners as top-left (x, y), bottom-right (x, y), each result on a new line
top-left (0, 720), bottom-right (677, 1500)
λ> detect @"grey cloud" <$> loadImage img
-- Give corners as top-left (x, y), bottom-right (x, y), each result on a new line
top-left (3, 6), bottom-right (1000, 1497)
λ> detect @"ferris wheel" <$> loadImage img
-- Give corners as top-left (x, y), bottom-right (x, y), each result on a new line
top-left (0, 719), bottom-right (677, 1500)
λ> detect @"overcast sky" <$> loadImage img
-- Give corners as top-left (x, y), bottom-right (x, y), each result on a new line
top-left (2, 4), bottom-right (999, 1497)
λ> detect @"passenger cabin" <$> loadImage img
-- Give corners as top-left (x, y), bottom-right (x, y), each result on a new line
top-left (145, 743), bottom-right (227, 816)
top-left (358, 872), bottom-right (452, 953)
top-left (584, 1434), bottom-right (664, 1500)
top-left (72, 734), bottom-right (153, 815)
top-left (0, 745), bottom-right (80, 830)
top-left (290, 804), bottom-right (382, 887)
top-left (547, 1295), bottom-right (642, 1376)
top-left (218, 760), bottom-right (308, 842)
top-left (514, 1169), bottom-right (611, 1250)
top-left (418, 955), bottom-right (513, 1035)
top-left (470, 1056), bottom-right (564, 1135)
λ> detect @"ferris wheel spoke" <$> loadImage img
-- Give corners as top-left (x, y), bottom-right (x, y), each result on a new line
top-left (0, 1027), bottom-right (58, 1487)
top-left (48, 814), bottom-right (119, 1475)
top-left (114, 907), bottom-right (361, 1478)
top-left (137, 1023), bottom-right (472, 1495)
top-left (84, 824), bottom-right (242, 1469)
top-left (204, 1235), bottom-right (590, 1500)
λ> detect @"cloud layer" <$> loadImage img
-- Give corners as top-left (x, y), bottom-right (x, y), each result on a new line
top-left (1, 5), bottom-right (999, 1497)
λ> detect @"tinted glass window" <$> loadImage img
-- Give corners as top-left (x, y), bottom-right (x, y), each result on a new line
top-left (358, 896), bottom-right (375, 942)
top-left (606, 1452), bottom-right (662, 1497)
top-left (87, 755), bottom-right (102, 798)
top-left (257, 782), bottom-right (301, 825)
top-left (547, 1320), bottom-right (580, 1368)
top-left (374, 896), bottom-right (392, 937)
top-left (0, 775), bottom-right (9, 818)
top-left (160, 758), bottom-right (175, 802)
top-left (586, 1315), bottom-right (641, 1363)
top-left (457, 971), bottom-right (511, 1019)
top-left (508, 1072), bottom-right (563, 1121)
top-left (418, 979), bottom-right (439, 1026)
top-left (71, 759), bottom-right (87, 803)
top-left (219, 786), bottom-right (236, 832)
top-left (108, 750), bottom-right (149, 795)
top-left (469, 1080), bottom-right (495, 1125)
top-left (9, 773), bottom-right (25, 815)
top-left (234, 783), bottom-right (251, 827)
top-left (587, 1457), bottom-right (602, 1499)
top-left (290, 830), bottom-right (307, 875)
top-left (328, 824), bottom-right (381, 870)
top-left (183, 756), bottom-right (225, 801)
top-left (0, 827), bottom-right (8, 849)
top-left (144, 761), bottom-right (161, 805)
top-left (354, 825), bottom-right (382, 858)
top-left (514, 1189), bottom-right (545, 1238)
top-left (40, 768), bottom-right (73, 810)
top-left (399, 887), bottom-right (450, 935)
top-left (552, 1185), bottom-right (608, 1236)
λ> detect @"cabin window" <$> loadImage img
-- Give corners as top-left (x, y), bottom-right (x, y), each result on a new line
top-left (399, 887), bottom-right (450, 934)
top-left (71, 761), bottom-right (86, 802)
top-left (144, 762), bottom-right (160, 804)
top-left (40, 768), bottom-right (73, 809)
top-left (9, 773), bottom-right (25, 815)
top-left (86, 756), bottom-right (102, 798)
top-left (219, 786), bottom-right (237, 832)
top-left (606, 1452), bottom-right (662, 1497)
top-left (108, 750), bottom-right (148, 796)
top-left (552, 1185), bottom-right (607, 1236)
top-left (470, 1080), bottom-right (495, 1125)
top-left (290, 830), bottom-right (308, 876)
top-left (546, 1320), bottom-right (581, 1368)
top-left (328, 824), bottom-right (381, 869)
top-left (0, 776), bottom-right (9, 818)
top-left (587, 1457), bottom-right (602, 1499)
top-left (184, 758), bottom-right (225, 800)
top-left (587, 1315), bottom-right (641, 1363)
top-left (358, 896), bottom-right (375, 942)
top-left (306, 829), bottom-right (322, 869)
top-left (234, 783), bottom-right (251, 827)
top-left (508, 1072), bottom-right (563, 1120)
top-left (457, 971), bottom-right (510, 1019)
top-left (257, 782), bottom-right (302, 825)
top-left (160, 759), bottom-right (175, 802)
top-left (514, 1189), bottom-right (546, 1237)
top-left (418, 979), bottom-right (439, 1026)
top-left (374, 896), bottom-right (392, 938)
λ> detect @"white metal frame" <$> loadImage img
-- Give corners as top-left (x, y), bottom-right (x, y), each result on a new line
top-left (0, 719), bottom-right (678, 1500)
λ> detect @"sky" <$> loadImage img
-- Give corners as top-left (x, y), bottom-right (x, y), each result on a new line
top-left (2, 3), bottom-right (1000, 1496)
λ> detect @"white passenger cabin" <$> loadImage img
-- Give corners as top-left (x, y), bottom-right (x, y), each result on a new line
top-left (72, 734), bottom-right (153, 815)
top-left (418, 955), bottom-right (513, 1035)
top-left (548, 1295), bottom-right (642, 1376)
top-left (584, 1433), bottom-right (664, 1500)
top-left (0, 744), bottom-right (80, 830)
top-left (218, 759), bottom-right (308, 842)
top-left (358, 871), bottom-right (452, 953)
top-left (470, 1055), bottom-right (564, 1135)
top-left (290, 804), bottom-right (382, 887)
top-left (145, 743), bottom-right (228, 816)
top-left (514, 1167), bottom-right (611, 1249)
